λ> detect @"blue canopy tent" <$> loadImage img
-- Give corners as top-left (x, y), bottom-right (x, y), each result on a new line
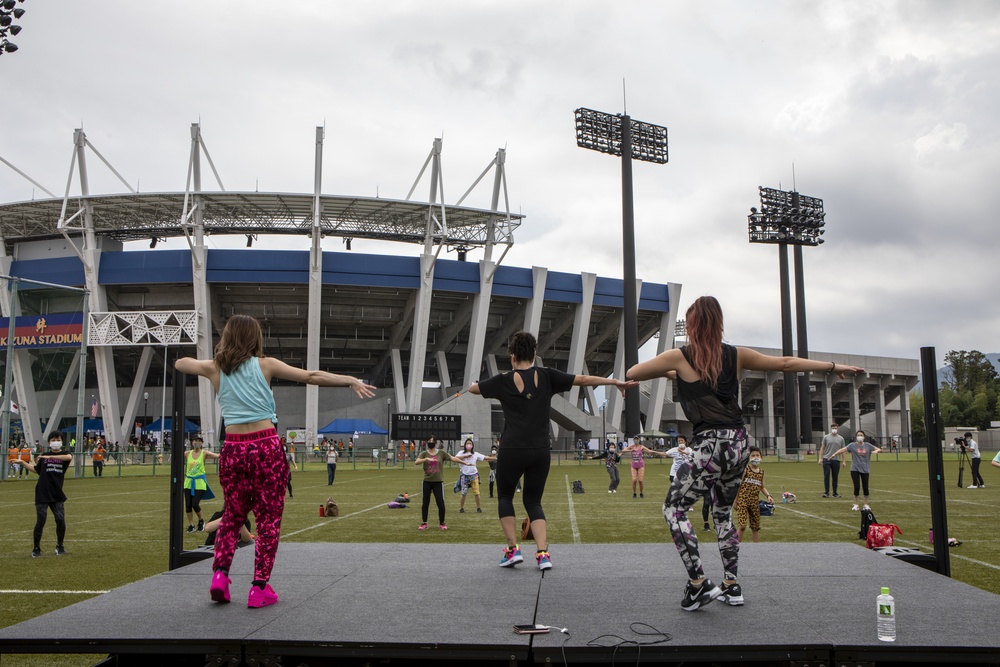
top-left (142, 418), bottom-right (200, 433)
top-left (60, 419), bottom-right (105, 432)
top-left (318, 418), bottom-right (388, 435)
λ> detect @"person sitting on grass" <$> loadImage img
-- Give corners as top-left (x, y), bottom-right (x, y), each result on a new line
top-left (732, 446), bottom-right (773, 543)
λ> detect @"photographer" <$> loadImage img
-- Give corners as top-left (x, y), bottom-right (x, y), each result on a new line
top-left (964, 432), bottom-right (985, 488)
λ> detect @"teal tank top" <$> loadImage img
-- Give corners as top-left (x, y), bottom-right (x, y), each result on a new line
top-left (217, 357), bottom-right (277, 425)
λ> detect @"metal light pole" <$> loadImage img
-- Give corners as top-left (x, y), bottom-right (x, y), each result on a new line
top-left (575, 107), bottom-right (668, 441)
top-left (748, 187), bottom-right (825, 455)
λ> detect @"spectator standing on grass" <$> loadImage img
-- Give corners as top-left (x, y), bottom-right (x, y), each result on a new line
top-left (21, 432), bottom-right (73, 557)
top-left (175, 313), bottom-right (375, 608)
top-left (827, 431), bottom-right (881, 511)
top-left (455, 438), bottom-right (495, 514)
top-left (619, 439), bottom-right (664, 499)
top-left (732, 446), bottom-right (773, 543)
top-left (818, 423), bottom-right (846, 498)
top-left (326, 443), bottom-right (338, 486)
top-left (18, 443), bottom-right (31, 478)
top-left (487, 444), bottom-right (499, 498)
top-left (92, 441), bottom-right (106, 477)
top-left (468, 330), bottom-right (636, 571)
top-left (184, 435), bottom-right (219, 532)
top-left (414, 436), bottom-right (467, 530)
top-left (595, 441), bottom-right (622, 493)
top-left (284, 444), bottom-right (298, 499)
top-left (965, 432), bottom-right (985, 488)
top-left (627, 295), bottom-right (864, 611)
top-left (7, 442), bottom-right (19, 477)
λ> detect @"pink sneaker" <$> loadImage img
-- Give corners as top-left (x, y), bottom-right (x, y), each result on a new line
top-left (439, 524), bottom-right (448, 531)
top-left (418, 523), bottom-right (428, 530)
top-left (247, 583), bottom-right (279, 608)
top-left (209, 570), bottom-right (231, 603)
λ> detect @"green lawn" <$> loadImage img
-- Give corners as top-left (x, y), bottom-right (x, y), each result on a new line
top-left (1, 455), bottom-right (997, 667)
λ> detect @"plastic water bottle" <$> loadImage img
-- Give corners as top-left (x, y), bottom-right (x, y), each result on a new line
top-left (877, 587), bottom-right (895, 642)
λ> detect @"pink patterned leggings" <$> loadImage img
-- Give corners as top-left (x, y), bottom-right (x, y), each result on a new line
top-left (213, 429), bottom-right (287, 582)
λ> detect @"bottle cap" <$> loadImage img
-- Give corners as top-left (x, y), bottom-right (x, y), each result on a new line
top-left (881, 586), bottom-right (890, 594)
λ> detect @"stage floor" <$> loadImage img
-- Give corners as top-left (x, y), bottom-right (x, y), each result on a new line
top-left (1, 542), bottom-right (998, 665)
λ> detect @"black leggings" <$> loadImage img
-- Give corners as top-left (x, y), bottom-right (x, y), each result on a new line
top-left (185, 488), bottom-right (206, 514)
top-left (496, 447), bottom-right (550, 522)
top-left (34, 501), bottom-right (66, 549)
top-left (421, 480), bottom-right (445, 524)
top-left (851, 471), bottom-right (870, 497)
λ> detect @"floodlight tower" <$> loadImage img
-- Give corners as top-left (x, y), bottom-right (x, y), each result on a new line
top-left (748, 187), bottom-right (825, 452)
top-left (574, 107), bottom-right (668, 440)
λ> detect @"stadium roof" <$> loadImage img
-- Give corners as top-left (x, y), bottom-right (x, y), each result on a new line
top-left (0, 192), bottom-right (522, 247)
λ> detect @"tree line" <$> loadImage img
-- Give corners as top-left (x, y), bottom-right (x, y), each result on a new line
top-left (910, 350), bottom-right (999, 441)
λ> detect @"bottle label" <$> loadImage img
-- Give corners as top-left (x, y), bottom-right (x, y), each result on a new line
top-left (879, 604), bottom-right (892, 615)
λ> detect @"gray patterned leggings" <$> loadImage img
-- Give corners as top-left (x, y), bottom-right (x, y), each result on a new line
top-left (663, 428), bottom-right (748, 581)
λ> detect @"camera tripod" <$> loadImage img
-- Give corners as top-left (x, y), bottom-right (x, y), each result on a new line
top-left (957, 444), bottom-right (971, 488)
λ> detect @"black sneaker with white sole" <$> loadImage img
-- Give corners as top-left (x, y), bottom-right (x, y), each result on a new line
top-left (719, 582), bottom-right (744, 606)
top-left (680, 578), bottom-right (722, 611)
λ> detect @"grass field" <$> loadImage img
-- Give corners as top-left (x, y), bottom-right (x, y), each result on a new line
top-left (1, 453), bottom-right (998, 667)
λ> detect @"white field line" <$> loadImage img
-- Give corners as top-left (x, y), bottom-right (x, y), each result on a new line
top-left (564, 476), bottom-right (581, 544)
top-left (0, 589), bottom-right (109, 595)
top-left (776, 503), bottom-right (1000, 571)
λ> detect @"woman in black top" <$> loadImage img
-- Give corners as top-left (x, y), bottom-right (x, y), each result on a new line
top-left (628, 296), bottom-right (863, 611)
top-left (470, 331), bottom-right (636, 571)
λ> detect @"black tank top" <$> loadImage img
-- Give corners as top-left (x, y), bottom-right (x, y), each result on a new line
top-left (676, 344), bottom-right (744, 435)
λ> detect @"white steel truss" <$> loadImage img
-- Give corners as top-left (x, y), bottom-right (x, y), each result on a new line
top-left (88, 311), bottom-right (199, 347)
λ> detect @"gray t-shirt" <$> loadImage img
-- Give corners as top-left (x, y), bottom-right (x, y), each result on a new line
top-left (820, 433), bottom-right (845, 460)
top-left (846, 442), bottom-right (876, 473)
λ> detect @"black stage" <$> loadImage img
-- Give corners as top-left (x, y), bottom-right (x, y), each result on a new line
top-left (1, 542), bottom-right (998, 666)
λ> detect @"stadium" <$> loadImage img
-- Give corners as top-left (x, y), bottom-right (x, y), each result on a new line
top-left (0, 124), bottom-right (916, 456)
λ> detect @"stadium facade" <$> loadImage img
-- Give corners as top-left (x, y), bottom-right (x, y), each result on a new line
top-left (0, 125), bottom-right (917, 455)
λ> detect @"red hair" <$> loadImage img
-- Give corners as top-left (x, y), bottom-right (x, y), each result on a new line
top-left (685, 296), bottom-right (724, 388)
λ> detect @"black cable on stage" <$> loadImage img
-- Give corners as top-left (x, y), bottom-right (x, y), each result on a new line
top-left (582, 622), bottom-right (673, 667)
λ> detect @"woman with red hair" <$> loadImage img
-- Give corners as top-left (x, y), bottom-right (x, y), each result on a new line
top-left (628, 296), bottom-right (863, 611)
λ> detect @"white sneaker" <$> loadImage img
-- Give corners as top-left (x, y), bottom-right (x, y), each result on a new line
top-left (967, 485), bottom-right (979, 489)
top-left (851, 504), bottom-right (859, 511)
top-left (863, 504), bottom-right (871, 510)
top-left (608, 490), bottom-right (613, 493)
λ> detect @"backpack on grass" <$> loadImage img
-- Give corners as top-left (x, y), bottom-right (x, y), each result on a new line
top-left (759, 500), bottom-right (774, 516)
top-left (572, 480), bottom-right (585, 494)
top-left (858, 508), bottom-right (876, 540)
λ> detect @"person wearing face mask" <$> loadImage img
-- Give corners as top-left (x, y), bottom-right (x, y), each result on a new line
top-left (828, 431), bottom-right (882, 511)
top-left (455, 438), bottom-right (496, 513)
top-left (964, 432), bottom-right (985, 488)
top-left (732, 446), bottom-right (773, 547)
top-left (487, 444), bottom-right (499, 498)
top-left (666, 436), bottom-right (713, 532)
top-left (817, 422), bottom-right (846, 498)
top-left (595, 440), bottom-right (622, 493)
top-left (20, 432), bottom-right (74, 557)
top-left (414, 436), bottom-right (467, 530)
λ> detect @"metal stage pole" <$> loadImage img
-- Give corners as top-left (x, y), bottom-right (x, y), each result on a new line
top-left (921, 346), bottom-right (951, 577)
top-left (169, 360), bottom-right (186, 571)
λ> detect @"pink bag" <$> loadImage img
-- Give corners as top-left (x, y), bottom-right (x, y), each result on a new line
top-left (866, 523), bottom-right (902, 549)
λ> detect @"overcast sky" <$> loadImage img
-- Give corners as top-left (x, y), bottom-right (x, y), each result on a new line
top-left (1, 0), bottom-right (997, 363)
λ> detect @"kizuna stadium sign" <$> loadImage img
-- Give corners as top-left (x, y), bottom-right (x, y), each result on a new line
top-left (0, 313), bottom-right (84, 348)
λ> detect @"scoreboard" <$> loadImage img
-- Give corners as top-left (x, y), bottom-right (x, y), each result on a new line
top-left (391, 413), bottom-right (462, 442)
